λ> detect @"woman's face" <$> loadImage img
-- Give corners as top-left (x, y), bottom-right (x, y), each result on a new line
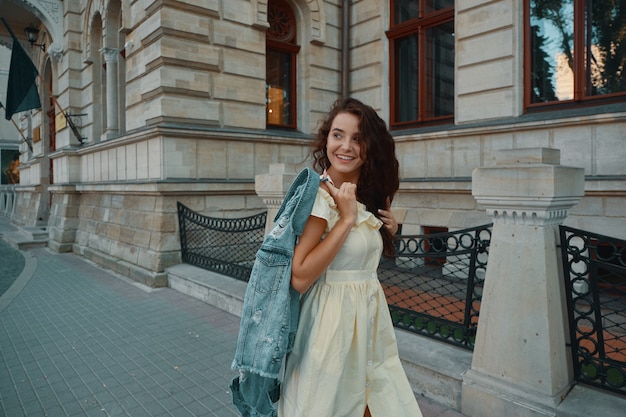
top-left (325, 112), bottom-right (364, 180)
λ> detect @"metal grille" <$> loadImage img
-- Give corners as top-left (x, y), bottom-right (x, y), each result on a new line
top-left (560, 225), bottom-right (626, 396)
top-left (177, 202), bottom-right (267, 281)
top-left (378, 224), bottom-right (492, 350)
top-left (176, 200), bottom-right (490, 350)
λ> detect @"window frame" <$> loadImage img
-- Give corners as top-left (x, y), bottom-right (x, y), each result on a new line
top-left (266, 0), bottom-right (300, 130)
top-left (524, 0), bottom-right (626, 112)
top-left (387, 2), bottom-right (455, 130)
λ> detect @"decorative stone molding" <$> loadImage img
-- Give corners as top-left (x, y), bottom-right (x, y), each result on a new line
top-left (475, 196), bottom-right (585, 226)
top-left (99, 47), bottom-right (119, 63)
top-left (254, 0), bottom-right (326, 44)
top-left (262, 198), bottom-right (288, 210)
top-left (472, 148), bottom-right (585, 227)
top-left (19, 0), bottom-right (64, 50)
top-left (47, 41), bottom-right (63, 61)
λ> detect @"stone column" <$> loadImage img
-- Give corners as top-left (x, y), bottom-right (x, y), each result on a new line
top-left (100, 47), bottom-right (119, 139)
top-left (254, 163), bottom-right (300, 235)
top-left (462, 148), bottom-right (584, 417)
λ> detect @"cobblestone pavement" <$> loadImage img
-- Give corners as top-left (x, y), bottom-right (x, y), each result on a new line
top-left (0, 215), bottom-right (466, 417)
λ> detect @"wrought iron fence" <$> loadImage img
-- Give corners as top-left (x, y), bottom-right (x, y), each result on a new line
top-left (559, 225), bottom-right (626, 396)
top-left (378, 224), bottom-right (492, 350)
top-left (177, 202), bottom-right (267, 281)
top-left (176, 201), bottom-right (491, 350)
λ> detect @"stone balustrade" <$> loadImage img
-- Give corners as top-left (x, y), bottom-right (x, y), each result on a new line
top-left (0, 185), bottom-right (17, 216)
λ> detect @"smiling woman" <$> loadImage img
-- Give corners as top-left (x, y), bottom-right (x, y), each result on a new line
top-left (0, 238), bottom-right (25, 297)
top-left (278, 98), bottom-right (421, 417)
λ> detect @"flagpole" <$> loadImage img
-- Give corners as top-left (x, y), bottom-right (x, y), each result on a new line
top-left (1, 17), bottom-right (84, 145)
top-left (0, 102), bottom-right (33, 153)
top-left (37, 74), bottom-right (85, 144)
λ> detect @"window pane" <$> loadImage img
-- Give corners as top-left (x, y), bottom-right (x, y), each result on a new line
top-left (395, 34), bottom-right (418, 122)
top-left (425, 0), bottom-right (454, 13)
top-left (529, 0), bottom-right (574, 103)
top-left (266, 49), bottom-right (292, 125)
top-left (425, 21), bottom-right (454, 117)
top-left (587, 0), bottom-right (626, 96)
top-left (394, 0), bottom-right (419, 24)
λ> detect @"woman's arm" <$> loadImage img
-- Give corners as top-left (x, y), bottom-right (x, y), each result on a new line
top-left (290, 181), bottom-right (358, 294)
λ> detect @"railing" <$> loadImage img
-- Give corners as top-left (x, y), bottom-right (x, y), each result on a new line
top-left (177, 202), bottom-right (492, 350)
top-left (177, 202), bottom-right (267, 281)
top-left (0, 185), bottom-right (17, 216)
top-left (378, 224), bottom-right (492, 350)
top-left (559, 225), bottom-right (626, 396)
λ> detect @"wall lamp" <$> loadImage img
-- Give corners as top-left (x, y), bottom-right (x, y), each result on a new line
top-left (24, 24), bottom-right (46, 51)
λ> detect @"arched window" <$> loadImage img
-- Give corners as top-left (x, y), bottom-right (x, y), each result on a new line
top-left (266, 0), bottom-right (300, 129)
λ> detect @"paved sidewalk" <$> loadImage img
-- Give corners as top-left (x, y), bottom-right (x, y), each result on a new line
top-left (0, 215), bottom-right (466, 417)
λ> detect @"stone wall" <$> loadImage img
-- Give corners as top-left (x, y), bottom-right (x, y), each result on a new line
top-left (393, 112), bottom-right (626, 239)
top-left (54, 179), bottom-right (268, 287)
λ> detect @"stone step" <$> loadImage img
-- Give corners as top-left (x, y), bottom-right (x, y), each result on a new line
top-left (166, 263), bottom-right (247, 318)
top-left (1, 227), bottom-right (49, 250)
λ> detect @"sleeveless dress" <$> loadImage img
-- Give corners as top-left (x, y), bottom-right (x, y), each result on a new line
top-left (278, 188), bottom-right (422, 417)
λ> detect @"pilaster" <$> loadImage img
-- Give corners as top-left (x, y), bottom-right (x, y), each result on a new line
top-left (100, 47), bottom-right (119, 139)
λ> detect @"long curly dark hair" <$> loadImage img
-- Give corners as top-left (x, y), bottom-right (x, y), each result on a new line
top-left (312, 98), bottom-right (399, 257)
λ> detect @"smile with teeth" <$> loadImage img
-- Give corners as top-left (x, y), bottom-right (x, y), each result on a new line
top-left (336, 154), bottom-right (354, 161)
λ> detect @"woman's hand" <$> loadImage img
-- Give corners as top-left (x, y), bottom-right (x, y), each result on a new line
top-left (378, 197), bottom-right (398, 235)
top-left (323, 179), bottom-right (358, 227)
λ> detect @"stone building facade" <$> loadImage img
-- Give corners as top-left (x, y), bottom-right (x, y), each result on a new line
top-left (2, 0), bottom-right (625, 286)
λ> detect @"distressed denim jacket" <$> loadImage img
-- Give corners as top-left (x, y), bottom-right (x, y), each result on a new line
top-left (231, 167), bottom-right (320, 417)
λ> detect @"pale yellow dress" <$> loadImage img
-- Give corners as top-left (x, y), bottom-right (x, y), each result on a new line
top-left (278, 188), bottom-right (422, 417)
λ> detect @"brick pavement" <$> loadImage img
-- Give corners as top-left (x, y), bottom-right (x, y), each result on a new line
top-left (0, 216), bottom-right (465, 417)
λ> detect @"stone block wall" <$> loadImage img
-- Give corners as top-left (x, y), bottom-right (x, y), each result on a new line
top-left (11, 187), bottom-right (48, 227)
top-left (66, 181), bottom-right (268, 287)
top-left (48, 189), bottom-right (81, 252)
top-left (393, 114), bottom-right (626, 239)
top-left (72, 192), bottom-right (175, 287)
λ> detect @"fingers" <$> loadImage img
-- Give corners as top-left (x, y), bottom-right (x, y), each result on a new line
top-left (378, 204), bottom-right (398, 235)
top-left (324, 180), bottom-right (358, 224)
top-left (324, 178), bottom-right (356, 200)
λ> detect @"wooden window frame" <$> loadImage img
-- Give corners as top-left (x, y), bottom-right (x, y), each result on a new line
top-left (524, 1), bottom-right (626, 112)
top-left (387, 1), bottom-right (455, 130)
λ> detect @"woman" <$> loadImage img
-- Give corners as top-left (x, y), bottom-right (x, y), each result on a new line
top-left (278, 98), bottom-right (422, 417)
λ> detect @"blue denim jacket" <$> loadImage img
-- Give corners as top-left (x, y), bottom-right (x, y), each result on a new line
top-left (231, 167), bottom-right (320, 417)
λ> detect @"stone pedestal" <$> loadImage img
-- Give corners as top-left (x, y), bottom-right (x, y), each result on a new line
top-left (255, 163), bottom-right (301, 235)
top-left (462, 148), bottom-right (585, 417)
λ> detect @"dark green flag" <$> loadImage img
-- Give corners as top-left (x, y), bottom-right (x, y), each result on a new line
top-left (2, 18), bottom-right (41, 120)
